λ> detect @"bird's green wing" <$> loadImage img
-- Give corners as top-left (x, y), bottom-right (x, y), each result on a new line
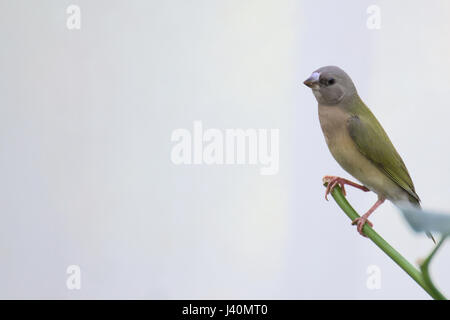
top-left (346, 109), bottom-right (420, 202)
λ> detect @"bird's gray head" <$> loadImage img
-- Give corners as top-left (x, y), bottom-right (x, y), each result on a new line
top-left (303, 66), bottom-right (357, 105)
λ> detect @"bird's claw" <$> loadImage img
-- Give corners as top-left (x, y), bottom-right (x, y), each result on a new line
top-left (323, 176), bottom-right (347, 201)
top-left (351, 217), bottom-right (373, 237)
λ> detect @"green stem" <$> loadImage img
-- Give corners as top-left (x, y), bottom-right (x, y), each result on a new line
top-left (326, 184), bottom-right (446, 300)
top-left (420, 236), bottom-right (447, 300)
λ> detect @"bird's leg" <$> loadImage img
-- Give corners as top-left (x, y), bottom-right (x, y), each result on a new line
top-left (322, 175), bottom-right (370, 201)
top-left (352, 197), bottom-right (385, 237)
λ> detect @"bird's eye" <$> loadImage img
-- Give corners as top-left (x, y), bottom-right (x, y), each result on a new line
top-left (327, 78), bottom-right (335, 85)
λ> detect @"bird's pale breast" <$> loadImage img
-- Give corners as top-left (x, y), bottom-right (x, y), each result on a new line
top-left (318, 104), bottom-right (407, 201)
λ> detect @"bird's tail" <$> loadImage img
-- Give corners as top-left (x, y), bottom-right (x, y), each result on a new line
top-left (408, 196), bottom-right (436, 244)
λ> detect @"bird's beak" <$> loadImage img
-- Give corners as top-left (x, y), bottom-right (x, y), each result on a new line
top-left (303, 72), bottom-right (320, 89)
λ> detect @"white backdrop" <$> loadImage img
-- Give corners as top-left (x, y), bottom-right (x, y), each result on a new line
top-left (0, 0), bottom-right (449, 299)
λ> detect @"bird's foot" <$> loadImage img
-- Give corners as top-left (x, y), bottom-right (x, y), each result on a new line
top-left (322, 175), bottom-right (369, 201)
top-left (351, 216), bottom-right (373, 237)
top-left (350, 198), bottom-right (385, 237)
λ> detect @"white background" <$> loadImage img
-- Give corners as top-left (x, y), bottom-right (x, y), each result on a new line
top-left (0, 0), bottom-right (449, 299)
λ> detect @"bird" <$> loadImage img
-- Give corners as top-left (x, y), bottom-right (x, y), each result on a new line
top-left (303, 65), bottom-right (434, 241)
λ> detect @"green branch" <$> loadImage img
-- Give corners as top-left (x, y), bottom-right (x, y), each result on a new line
top-left (325, 183), bottom-right (447, 300)
top-left (419, 236), bottom-right (447, 300)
